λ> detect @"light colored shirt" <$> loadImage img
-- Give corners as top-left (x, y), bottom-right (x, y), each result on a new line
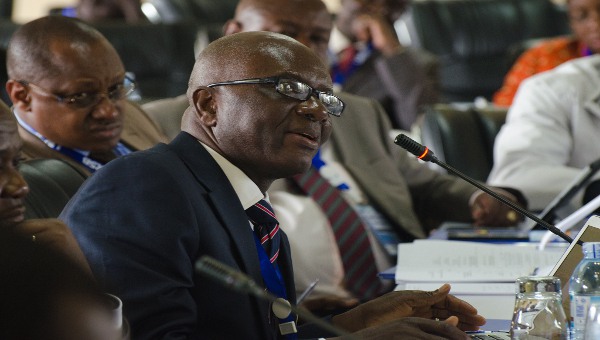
top-left (488, 55), bottom-right (600, 211)
top-left (269, 143), bottom-right (392, 299)
top-left (202, 142), bottom-right (264, 216)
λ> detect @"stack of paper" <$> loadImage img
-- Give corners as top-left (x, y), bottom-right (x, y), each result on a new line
top-left (395, 240), bottom-right (563, 285)
top-left (393, 240), bottom-right (565, 319)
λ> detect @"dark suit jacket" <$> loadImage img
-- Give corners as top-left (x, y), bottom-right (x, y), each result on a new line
top-left (144, 93), bottom-right (477, 239)
top-left (61, 132), bottom-right (296, 339)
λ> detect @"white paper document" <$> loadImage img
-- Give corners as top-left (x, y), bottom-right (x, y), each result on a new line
top-left (396, 282), bottom-right (515, 295)
top-left (395, 240), bottom-right (564, 283)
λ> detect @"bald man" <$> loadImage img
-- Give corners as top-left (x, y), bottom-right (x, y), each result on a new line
top-left (6, 16), bottom-right (166, 176)
top-left (62, 31), bottom-right (484, 339)
top-left (143, 0), bottom-right (526, 304)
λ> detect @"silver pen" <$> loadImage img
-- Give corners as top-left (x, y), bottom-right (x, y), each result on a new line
top-left (296, 278), bottom-right (319, 304)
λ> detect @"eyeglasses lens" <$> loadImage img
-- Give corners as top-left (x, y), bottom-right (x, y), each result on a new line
top-left (276, 79), bottom-right (343, 116)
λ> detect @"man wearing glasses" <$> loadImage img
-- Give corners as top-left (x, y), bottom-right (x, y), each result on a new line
top-left (5, 16), bottom-right (166, 175)
top-left (62, 31), bottom-right (484, 339)
top-left (142, 0), bottom-right (527, 309)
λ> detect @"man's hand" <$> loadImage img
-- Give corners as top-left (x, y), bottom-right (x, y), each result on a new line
top-left (299, 295), bottom-right (360, 316)
top-left (471, 190), bottom-right (524, 227)
top-left (331, 283), bottom-right (485, 332)
top-left (352, 13), bottom-right (402, 56)
top-left (9, 218), bottom-right (92, 275)
top-left (335, 317), bottom-right (469, 339)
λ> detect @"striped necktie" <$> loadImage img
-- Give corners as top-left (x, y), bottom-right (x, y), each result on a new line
top-left (291, 167), bottom-right (383, 301)
top-left (246, 200), bottom-right (281, 264)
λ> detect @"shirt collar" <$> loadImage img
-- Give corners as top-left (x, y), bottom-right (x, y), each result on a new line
top-left (200, 141), bottom-right (265, 210)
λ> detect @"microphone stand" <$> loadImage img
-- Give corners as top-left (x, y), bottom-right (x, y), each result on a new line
top-left (195, 256), bottom-right (355, 339)
top-left (394, 134), bottom-right (580, 245)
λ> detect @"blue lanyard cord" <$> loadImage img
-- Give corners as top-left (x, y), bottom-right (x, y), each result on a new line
top-left (311, 150), bottom-right (350, 191)
top-left (13, 110), bottom-right (132, 172)
top-left (331, 42), bottom-right (374, 87)
top-left (253, 234), bottom-right (297, 339)
top-left (15, 112), bottom-right (129, 172)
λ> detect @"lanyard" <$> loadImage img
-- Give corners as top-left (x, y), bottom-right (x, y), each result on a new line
top-left (330, 42), bottom-right (374, 87)
top-left (312, 150), bottom-right (350, 191)
top-left (253, 235), bottom-right (297, 339)
top-left (14, 111), bottom-right (131, 173)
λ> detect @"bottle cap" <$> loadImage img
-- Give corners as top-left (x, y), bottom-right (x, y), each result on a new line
top-left (516, 276), bottom-right (562, 294)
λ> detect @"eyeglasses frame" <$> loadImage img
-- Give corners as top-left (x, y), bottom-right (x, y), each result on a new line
top-left (206, 76), bottom-right (345, 117)
top-left (16, 75), bottom-right (136, 109)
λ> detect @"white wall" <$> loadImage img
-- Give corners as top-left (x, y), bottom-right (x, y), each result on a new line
top-left (13, 0), bottom-right (75, 23)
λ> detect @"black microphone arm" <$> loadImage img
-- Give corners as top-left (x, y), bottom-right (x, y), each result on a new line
top-left (394, 133), bottom-right (579, 245)
top-left (195, 255), bottom-right (354, 338)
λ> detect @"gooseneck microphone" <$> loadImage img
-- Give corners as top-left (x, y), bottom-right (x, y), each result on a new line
top-left (394, 134), bottom-right (580, 245)
top-left (195, 255), bottom-right (353, 338)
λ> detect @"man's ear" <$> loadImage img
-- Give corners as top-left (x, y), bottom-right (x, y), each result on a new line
top-left (192, 87), bottom-right (218, 127)
top-left (6, 80), bottom-right (31, 111)
top-left (223, 19), bottom-right (243, 36)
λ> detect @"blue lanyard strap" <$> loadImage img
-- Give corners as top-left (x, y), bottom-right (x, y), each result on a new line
top-left (331, 42), bottom-right (373, 87)
top-left (14, 110), bottom-right (131, 172)
top-left (253, 234), bottom-right (297, 339)
top-left (311, 150), bottom-right (349, 191)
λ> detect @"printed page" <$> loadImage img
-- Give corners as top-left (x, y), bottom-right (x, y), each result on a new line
top-left (395, 240), bottom-right (564, 283)
top-left (395, 282), bottom-right (515, 295)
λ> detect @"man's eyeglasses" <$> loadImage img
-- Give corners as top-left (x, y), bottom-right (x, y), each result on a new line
top-left (17, 76), bottom-right (136, 109)
top-left (206, 77), bottom-right (345, 117)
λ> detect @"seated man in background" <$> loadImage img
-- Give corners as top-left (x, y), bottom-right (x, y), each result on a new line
top-left (493, 0), bottom-right (600, 107)
top-left (62, 31), bottom-right (485, 339)
top-left (5, 16), bottom-right (166, 176)
top-left (143, 0), bottom-right (526, 305)
top-left (488, 54), bottom-right (600, 213)
top-left (330, 0), bottom-right (439, 130)
top-left (0, 99), bottom-right (90, 274)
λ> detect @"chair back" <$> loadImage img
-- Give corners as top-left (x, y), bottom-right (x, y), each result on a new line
top-left (19, 159), bottom-right (88, 219)
top-left (420, 104), bottom-right (507, 181)
top-left (400, 0), bottom-right (569, 102)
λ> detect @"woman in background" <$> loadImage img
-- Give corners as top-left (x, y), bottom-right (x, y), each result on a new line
top-left (493, 0), bottom-right (600, 107)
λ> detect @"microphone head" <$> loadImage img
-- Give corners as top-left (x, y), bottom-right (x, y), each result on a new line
top-left (394, 134), bottom-right (436, 162)
top-left (195, 255), bottom-right (260, 295)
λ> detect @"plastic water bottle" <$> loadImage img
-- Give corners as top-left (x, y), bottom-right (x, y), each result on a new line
top-left (569, 242), bottom-right (600, 339)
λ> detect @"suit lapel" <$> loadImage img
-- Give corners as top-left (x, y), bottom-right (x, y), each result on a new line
top-left (169, 133), bottom-right (265, 288)
top-left (169, 133), bottom-right (297, 330)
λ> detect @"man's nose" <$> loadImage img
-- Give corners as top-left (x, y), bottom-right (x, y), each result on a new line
top-left (296, 96), bottom-right (330, 123)
top-left (2, 169), bottom-right (29, 199)
top-left (92, 95), bottom-right (120, 120)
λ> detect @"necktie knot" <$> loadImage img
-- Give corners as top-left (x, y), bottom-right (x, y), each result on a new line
top-left (246, 200), bottom-right (278, 227)
top-left (246, 200), bottom-right (281, 264)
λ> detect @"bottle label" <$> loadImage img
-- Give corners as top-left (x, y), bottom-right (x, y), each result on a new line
top-left (570, 295), bottom-right (600, 335)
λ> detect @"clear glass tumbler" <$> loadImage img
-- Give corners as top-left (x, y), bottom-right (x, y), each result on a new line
top-left (510, 276), bottom-right (568, 340)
